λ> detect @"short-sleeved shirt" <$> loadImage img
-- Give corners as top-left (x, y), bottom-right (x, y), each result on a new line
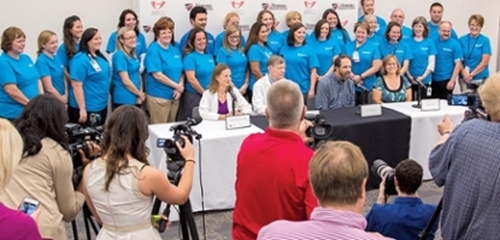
top-left (35, 52), bottom-right (65, 95)
top-left (427, 22), bottom-right (459, 40)
top-left (213, 31), bottom-right (246, 54)
top-left (344, 40), bottom-right (381, 91)
top-left (307, 35), bottom-right (342, 76)
top-left (379, 39), bottom-right (413, 65)
top-left (106, 31), bottom-right (147, 56)
top-left (267, 30), bottom-right (284, 54)
top-left (367, 34), bottom-right (383, 48)
top-left (0, 53), bottom-right (40, 119)
top-left (330, 28), bottom-right (351, 48)
top-left (459, 33), bottom-right (492, 80)
top-left (111, 50), bottom-right (141, 105)
top-left (407, 38), bottom-right (438, 84)
top-left (377, 25), bottom-right (413, 42)
top-left (179, 30), bottom-right (215, 55)
top-left (183, 51), bottom-right (216, 94)
top-left (145, 41), bottom-right (183, 100)
top-left (68, 52), bottom-right (111, 112)
top-left (358, 15), bottom-right (387, 33)
top-left (432, 37), bottom-right (463, 81)
top-left (216, 47), bottom-right (248, 88)
top-left (374, 76), bottom-right (410, 103)
top-left (57, 42), bottom-right (80, 68)
top-left (247, 43), bottom-right (273, 90)
top-left (279, 44), bottom-right (319, 94)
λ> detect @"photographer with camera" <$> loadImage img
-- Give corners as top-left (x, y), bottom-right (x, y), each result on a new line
top-left (82, 106), bottom-right (195, 239)
top-left (0, 94), bottom-right (98, 240)
top-left (366, 159), bottom-right (437, 240)
top-left (429, 72), bottom-right (500, 239)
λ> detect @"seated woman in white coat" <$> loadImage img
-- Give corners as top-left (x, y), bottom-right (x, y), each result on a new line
top-left (199, 64), bottom-right (252, 120)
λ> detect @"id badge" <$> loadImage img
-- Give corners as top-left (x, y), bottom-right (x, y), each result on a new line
top-left (426, 85), bottom-right (432, 97)
top-left (90, 59), bottom-right (101, 72)
top-left (352, 51), bottom-right (360, 63)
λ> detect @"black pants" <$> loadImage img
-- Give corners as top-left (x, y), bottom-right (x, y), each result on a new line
top-left (246, 90), bottom-right (253, 104)
top-left (68, 106), bottom-right (107, 126)
top-left (411, 84), bottom-right (431, 101)
top-left (355, 91), bottom-right (370, 105)
top-left (431, 80), bottom-right (452, 100)
top-left (176, 92), bottom-right (201, 121)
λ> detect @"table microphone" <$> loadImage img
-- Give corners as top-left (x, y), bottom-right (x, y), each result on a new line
top-left (229, 87), bottom-right (237, 116)
top-left (414, 79), bottom-right (427, 89)
top-left (357, 84), bottom-right (369, 92)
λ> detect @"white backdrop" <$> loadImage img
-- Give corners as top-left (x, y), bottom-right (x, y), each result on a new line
top-left (133, 0), bottom-right (359, 44)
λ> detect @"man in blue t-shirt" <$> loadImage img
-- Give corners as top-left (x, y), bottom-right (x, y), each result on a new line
top-left (428, 2), bottom-right (458, 40)
top-left (366, 159), bottom-right (438, 240)
top-left (179, 6), bottom-right (215, 55)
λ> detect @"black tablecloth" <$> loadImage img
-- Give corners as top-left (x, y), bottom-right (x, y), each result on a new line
top-left (251, 106), bottom-right (411, 190)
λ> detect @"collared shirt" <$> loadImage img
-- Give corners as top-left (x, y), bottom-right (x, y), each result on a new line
top-left (232, 128), bottom-right (317, 240)
top-left (315, 73), bottom-right (355, 110)
top-left (429, 119), bottom-right (500, 240)
top-left (366, 197), bottom-right (437, 240)
top-left (258, 207), bottom-right (393, 240)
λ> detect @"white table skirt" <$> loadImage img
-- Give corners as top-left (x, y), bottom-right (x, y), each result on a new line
top-left (146, 121), bottom-right (263, 221)
top-left (383, 100), bottom-right (468, 179)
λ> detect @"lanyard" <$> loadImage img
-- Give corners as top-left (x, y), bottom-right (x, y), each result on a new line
top-left (389, 42), bottom-right (398, 55)
top-left (467, 34), bottom-right (479, 60)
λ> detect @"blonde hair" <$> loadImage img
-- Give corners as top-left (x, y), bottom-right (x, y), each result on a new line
top-left (380, 55), bottom-right (401, 76)
top-left (36, 30), bottom-right (57, 55)
top-left (363, 14), bottom-right (376, 23)
top-left (116, 26), bottom-right (136, 58)
top-left (223, 25), bottom-right (243, 53)
top-left (479, 73), bottom-right (500, 120)
top-left (285, 11), bottom-right (302, 27)
top-left (223, 12), bottom-right (239, 28)
top-left (0, 119), bottom-right (24, 192)
top-left (208, 64), bottom-right (232, 93)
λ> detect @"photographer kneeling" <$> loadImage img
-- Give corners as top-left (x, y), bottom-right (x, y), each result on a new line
top-left (83, 105), bottom-right (195, 239)
top-left (0, 94), bottom-right (98, 240)
top-left (366, 160), bottom-right (437, 240)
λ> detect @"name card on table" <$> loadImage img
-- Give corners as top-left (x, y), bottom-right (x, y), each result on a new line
top-left (420, 99), bottom-right (441, 111)
top-left (360, 104), bottom-right (382, 117)
top-left (225, 115), bottom-right (251, 130)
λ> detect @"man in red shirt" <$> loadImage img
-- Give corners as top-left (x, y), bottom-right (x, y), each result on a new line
top-left (232, 80), bottom-right (318, 240)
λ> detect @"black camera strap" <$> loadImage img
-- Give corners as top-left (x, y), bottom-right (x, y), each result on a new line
top-left (418, 199), bottom-right (442, 240)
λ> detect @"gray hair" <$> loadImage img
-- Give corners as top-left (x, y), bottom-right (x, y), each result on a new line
top-left (266, 80), bottom-right (304, 129)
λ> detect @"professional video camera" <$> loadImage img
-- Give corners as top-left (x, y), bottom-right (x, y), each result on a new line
top-left (371, 159), bottom-right (397, 196)
top-left (305, 114), bottom-right (334, 148)
top-left (462, 94), bottom-right (489, 122)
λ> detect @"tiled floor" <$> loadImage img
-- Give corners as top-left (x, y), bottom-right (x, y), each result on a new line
top-left (66, 181), bottom-right (443, 240)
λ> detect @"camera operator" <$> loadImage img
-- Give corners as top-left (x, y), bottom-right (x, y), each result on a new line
top-left (365, 160), bottom-right (437, 240)
top-left (232, 80), bottom-right (316, 240)
top-left (82, 105), bottom-right (195, 239)
top-left (0, 94), bottom-right (98, 240)
top-left (429, 72), bottom-right (500, 239)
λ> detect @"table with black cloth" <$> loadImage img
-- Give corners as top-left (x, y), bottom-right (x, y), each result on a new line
top-left (251, 106), bottom-right (412, 190)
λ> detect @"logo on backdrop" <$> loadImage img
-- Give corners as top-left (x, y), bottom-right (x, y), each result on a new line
top-left (142, 25), bottom-right (152, 33)
top-left (305, 23), bottom-right (315, 31)
top-left (231, 0), bottom-right (245, 9)
top-left (261, 3), bottom-right (288, 11)
top-left (184, 3), bottom-right (214, 11)
top-left (304, 0), bottom-right (316, 8)
top-left (332, 3), bottom-right (356, 10)
top-left (239, 24), bottom-right (251, 31)
top-left (151, 0), bottom-right (166, 9)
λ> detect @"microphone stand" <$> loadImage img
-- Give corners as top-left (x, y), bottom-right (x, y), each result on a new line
top-left (412, 79), bottom-right (427, 109)
top-left (230, 88), bottom-right (237, 116)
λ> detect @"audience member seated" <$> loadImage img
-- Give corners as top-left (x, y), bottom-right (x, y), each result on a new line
top-left (1, 94), bottom-right (88, 240)
top-left (372, 55), bottom-right (412, 103)
top-left (315, 55), bottom-right (355, 110)
top-left (83, 106), bottom-right (195, 239)
top-left (252, 55), bottom-right (289, 115)
top-left (366, 159), bottom-right (437, 240)
top-left (199, 64), bottom-right (252, 121)
top-left (0, 119), bottom-right (42, 240)
top-left (258, 141), bottom-right (390, 239)
top-left (233, 80), bottom-right (317, 240)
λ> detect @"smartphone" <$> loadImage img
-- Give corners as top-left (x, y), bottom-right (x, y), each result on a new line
top-left (448, 94), bottom-right (469, 106)
top-left (18, 197), bottom-right (40, 215)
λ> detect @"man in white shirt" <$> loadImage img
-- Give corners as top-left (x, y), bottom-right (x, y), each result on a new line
top-left (252, 56), bottom-right (289, 115)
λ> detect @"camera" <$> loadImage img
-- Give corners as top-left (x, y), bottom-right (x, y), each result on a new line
top-left (305, 114), bottom-right (334, 141)
top-left (371, 160), bottom-right (397, 196)
top-left (463, 94), bottom-right (489, 122)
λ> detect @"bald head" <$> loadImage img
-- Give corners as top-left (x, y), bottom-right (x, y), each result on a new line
top-left (439, 21), bottom-right (452, 40)
top-left (265, 80), bottom-right (305, 129)
top-left (390, 8), bottom-right (405, 25)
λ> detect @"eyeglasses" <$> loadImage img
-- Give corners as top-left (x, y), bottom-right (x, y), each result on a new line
top-left (229, 36), bottom-right (240, 39)
top-left (123, 36), bottom-right (137, 40)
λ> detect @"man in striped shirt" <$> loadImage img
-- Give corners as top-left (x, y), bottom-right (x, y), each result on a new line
top-left (257, 141), bottom-right (390, 240)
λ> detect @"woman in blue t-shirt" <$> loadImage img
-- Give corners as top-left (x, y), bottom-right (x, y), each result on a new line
top-left (307, 19), bottom-right (342, 77)
top-left (68, 28), bottom-right (110, 125)
top-left (182, 27), bottom-right (216, 119)
top-left (111, 27), bottom-right (144, 110)
top-left (281, 11), bottom-right (302, 39)
top-left (257, 10), bottom-right (284, 54)
top-left (216, 24), bottom-right (248, 96)
top-left (0, 27), bottom-right (41, 120)
top-left (380, 22), bottom-right (413, 77)
top-left (57, 15), bottom-right (83, 75)
top-left (321, 9), bottom-right (351, 48)
top-left (214, 12), bottom-right (246, 55)
top-left (372, 55), bottom-right (412, 103)
top-left (244, 22), bottom-right (273, 101)
top-left (36, 30), bottom-right (66, 104)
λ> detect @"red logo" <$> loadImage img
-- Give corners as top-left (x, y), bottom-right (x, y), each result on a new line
top-left (231, 1), bottom-right (245, 9)
top-left (151, 0), bottom-right (166, 9)
top-left (142, 25), bottom-right (152, 33)
top-left (185, 3), bottom-right (194, 11)
top-left (261, 3), bottom-right (270, 10)
top-left (304, 1), bottom-right (316, 8)
top-left (332, 3), bottom-right (338, 10)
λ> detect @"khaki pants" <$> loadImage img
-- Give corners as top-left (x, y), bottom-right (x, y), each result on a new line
top-left (146, 95), bottom-right (179, 123)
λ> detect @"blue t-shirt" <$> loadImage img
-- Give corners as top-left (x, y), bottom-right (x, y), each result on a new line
top-left (183, 51), bottom-right (216, 94)
top-left (330, 28), bottom-right (351, 49)
top-left (0, 53), bottom-right (40, 119)
top-left (379, 39), bottom-right (413, 66)
top-left (179, 30), bottom-right (215, 56)
top-left (111, 50), bottom-right (141, 105)
top-left (216, 47), bottom-right (248, 88)
top-left (306, 35), bottom-right (341, 76)
top-left (366, 197), bottom-right (438, 240)
top-left (407, 38), bottom-right (438, 84)
top-left (344, 40), bottom-right (381, 91)
top-left (358, 15), bottom-right (387, 34)
top-left (378, 25), bottom-right (413, 42)
top-left (267, 30), bottom-right (285, 54)
top-left (57, 42), bottom-right (80, 68)
top-left (433, 38), bottom-right (463, 81)
top-left (213, 31), bottom-right (247, 55)
top-left (367, 34), bottom-right (383, 48)
top-left (428, 22), bottom-right (459, 40)
top-left (279, 44), bottom-right (319, 94)
top-left (145, 41), bottom-right (183, 100)
top-left (374, 76), bottom-right (411, 103)
top-left (68, 52), bottom-right (111, 111)
top-left (106, 31), bottom-right (148, 56)
top-left (459, 34), bottom-right (491, 80)
top-left (247, 43), bottom-right (273, 90)
top-left (35, 52), bottom-right (65, 95)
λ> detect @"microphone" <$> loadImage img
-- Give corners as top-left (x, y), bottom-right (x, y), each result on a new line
top-left (414, 78), bottom-right (427, 89)
top-left (229, 87), bottom-right (237, 116)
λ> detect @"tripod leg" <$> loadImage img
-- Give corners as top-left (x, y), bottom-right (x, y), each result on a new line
top-left (181, 199), bottom-right (199, 240)
top-left (179, 205), bottom-right (190, 240)
top-left (71, 220), bottom-right (79, 240)
top-left (82, 207), bottom-right (92, 240)
top-left (87, 214), bottom-right (100, 235)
